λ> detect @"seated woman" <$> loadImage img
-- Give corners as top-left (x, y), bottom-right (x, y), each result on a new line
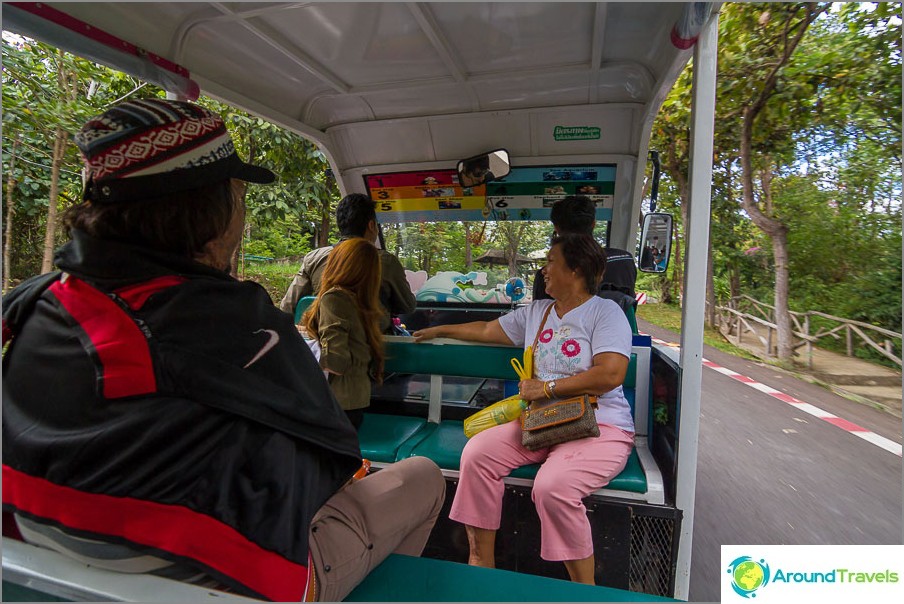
top-left (303, 238), bottom-right (384, 431)
top-left (412, 233), bottom-right (634, 584)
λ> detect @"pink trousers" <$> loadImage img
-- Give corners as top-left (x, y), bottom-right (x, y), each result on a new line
top-left (448, 419), bottom-right (634, 561)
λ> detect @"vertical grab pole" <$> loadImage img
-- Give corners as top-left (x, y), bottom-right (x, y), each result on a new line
top-left (673, 10), bottom-right (719, 601)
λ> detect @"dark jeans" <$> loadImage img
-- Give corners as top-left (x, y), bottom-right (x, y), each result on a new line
top-left (345, 408), bottom-right (365, 431)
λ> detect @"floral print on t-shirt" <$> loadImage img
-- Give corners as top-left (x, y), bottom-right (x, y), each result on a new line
top-left (535, 324), bottom-right (586, 376)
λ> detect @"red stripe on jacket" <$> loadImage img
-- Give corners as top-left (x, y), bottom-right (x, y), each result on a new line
top-left (3, 465), bottom-right (307, 601)
top-left (49, 277), bottom-right (156, 399)
top-left (115, 276), bottom-right (188, 311)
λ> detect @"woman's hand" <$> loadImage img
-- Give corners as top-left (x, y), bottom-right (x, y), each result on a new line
top-left (412, 326), bottom-right (443, 342)
top-left (518, 379), bottom-right (549, 403)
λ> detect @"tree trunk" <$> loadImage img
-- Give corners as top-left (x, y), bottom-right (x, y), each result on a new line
top-left (730, 264), bottom-right (740, 300)
top-left (4, 134), bottom-right (21, 293)
top-left (464, 222), bottom-right (473, 270)
top-left (738, 3), bottom-right (822, 362)
top-left (41, 127), bottom-right (67, 273)
top-left (663, 137), bottom-right (688, 305)
top-left (318, 197), bottom-right (330, 247)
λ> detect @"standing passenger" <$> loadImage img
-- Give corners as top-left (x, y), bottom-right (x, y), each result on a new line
top-left (303, 238), bottom-right (384, 431)
top-left (280, 193), bottom-right (415, 333)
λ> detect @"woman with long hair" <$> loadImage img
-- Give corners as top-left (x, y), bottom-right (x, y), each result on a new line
top-left (303, 238), bottom-right (385, 430)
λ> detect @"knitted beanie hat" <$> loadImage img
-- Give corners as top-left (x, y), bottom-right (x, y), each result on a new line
top-left (74, 98), bottom-right (275, 203)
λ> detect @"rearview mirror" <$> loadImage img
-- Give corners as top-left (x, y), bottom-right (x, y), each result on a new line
top-left (457, 149), bottom-right (510, 187)
top-left (638, 213), bottom-right (673, 273)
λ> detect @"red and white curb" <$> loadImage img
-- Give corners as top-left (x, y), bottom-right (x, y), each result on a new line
top-left (650, 336), bottom-right (902, 457)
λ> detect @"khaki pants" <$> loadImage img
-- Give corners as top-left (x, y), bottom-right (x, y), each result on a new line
top-left (308, 456), bottom-right (445, 602)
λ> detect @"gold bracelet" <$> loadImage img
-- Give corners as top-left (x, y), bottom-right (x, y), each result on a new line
top-left (543, 381), bottom-right (552, 399)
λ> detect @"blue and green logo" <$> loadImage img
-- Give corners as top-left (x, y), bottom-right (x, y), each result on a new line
top-left (727, 556), bottom-right (771, 598)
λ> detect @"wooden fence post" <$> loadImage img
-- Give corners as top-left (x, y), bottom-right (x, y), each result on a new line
top-left (846, 324), bottom-right (853, 357)
top-left (805, 315), bottom-right (812, 369)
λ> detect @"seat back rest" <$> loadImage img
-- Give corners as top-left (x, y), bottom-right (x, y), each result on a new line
top-left (384, 336), bottom-right (521, 380)
top-left (630, 334), bottom-right (652, 437)
top-left (294, 296), bottom-right (317, 324)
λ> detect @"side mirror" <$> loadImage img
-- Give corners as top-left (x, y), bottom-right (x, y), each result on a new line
top-left (457, 149), bottom-right (510, 187)
top-left (638, 213), bottom-right (673, 273)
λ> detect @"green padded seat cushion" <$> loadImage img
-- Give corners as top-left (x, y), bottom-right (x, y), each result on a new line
top-left (358, 414), bottom-right (430, 463)
top-left (509, 448), bottom-right (647, 493)
top-left (406, 419), bottom-right (647, 494)
top-left (345, 553), bottom-right (677, 602)
top-left (406, 420), bottom-right (469, 469)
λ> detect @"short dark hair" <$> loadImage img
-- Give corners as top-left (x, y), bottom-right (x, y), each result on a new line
top-left (63, 179), bottom-right (237, 258)
top-left (549, 195), bottom-right (595, 235)
top-left (336, 193), bottom-right (377, 237)
top-left (550, 232), bottom-right (607, 294)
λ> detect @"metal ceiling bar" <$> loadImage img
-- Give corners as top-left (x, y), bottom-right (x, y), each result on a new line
top-left (589, 2), bottom-right (609, 103)
top-left (405, 2), bottom-right (480, 111)
top-left (173, 2), bottom-right (349, 93)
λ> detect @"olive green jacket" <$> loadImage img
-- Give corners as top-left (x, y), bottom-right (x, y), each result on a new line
top-left (279, 239), bottom-right (416, 333)
top-left (316, 288), bottom-right (374, 411)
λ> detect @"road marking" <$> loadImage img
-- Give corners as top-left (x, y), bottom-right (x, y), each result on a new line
top-left (650, 336), bottom-right (903, 457)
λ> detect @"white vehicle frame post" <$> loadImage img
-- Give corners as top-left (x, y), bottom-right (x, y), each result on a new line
top-left (673, 11), bottom-right (720, 601)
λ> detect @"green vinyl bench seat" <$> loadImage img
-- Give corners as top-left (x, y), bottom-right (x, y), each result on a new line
top-left (361, 335), bottom-right (663, 504)
top-left (357, 413), bottom-right (432, 463)
top-left (345, 553), bottom-right (677, 602)
top-left (395, 419), bottom-right (648, 494)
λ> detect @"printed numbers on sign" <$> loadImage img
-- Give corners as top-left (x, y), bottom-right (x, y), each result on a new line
top-left (494, 200), bottom-right (509, 208)
top-left (380, 201), bottom-right (393, 211)
top-left (377, 190), bottom-right (390, 200)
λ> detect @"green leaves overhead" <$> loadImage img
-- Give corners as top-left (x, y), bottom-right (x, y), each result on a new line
top-left (649, 2), bottom-right (901, 338)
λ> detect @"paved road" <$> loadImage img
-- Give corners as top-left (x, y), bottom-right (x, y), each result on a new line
top-left (635, 320), bottom-right (903, 602)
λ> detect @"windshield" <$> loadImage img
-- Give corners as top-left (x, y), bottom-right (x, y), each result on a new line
top-left (382, 219), bottom-right (611, 307)
top-left (368, 163), bottom-right (618, 307)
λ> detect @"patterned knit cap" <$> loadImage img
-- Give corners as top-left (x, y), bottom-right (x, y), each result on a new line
top-left (74, 98), bottom-right (275, 203)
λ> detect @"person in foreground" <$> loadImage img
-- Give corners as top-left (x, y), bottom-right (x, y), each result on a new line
top-left (413, 233), bottom-right (634, 584)
top-left (1, 98), bottom-right (444, 602)
top-left (303, 238), bottom-right (385, 430)
top-left (279, 193), bottom-right (415, 333)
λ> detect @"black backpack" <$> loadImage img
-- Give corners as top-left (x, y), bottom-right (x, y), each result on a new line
top-left (597, 247), bottom-right (637, 314)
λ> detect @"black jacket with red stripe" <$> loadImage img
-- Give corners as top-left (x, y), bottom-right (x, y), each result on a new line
top-left (2, 230), bottom-right (362, 601)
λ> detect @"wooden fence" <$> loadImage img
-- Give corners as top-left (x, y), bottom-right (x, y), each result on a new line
top-left (713, 295), bottom-right (902, 369)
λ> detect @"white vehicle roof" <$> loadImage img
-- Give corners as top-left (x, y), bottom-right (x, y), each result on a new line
top-left (5, 2), bottom-right (716, 245)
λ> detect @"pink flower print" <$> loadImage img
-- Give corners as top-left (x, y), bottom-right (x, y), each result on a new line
top-left (539, 329), bottom-right (554, 343)
top-left (561, 339), bottom-right (580, 358)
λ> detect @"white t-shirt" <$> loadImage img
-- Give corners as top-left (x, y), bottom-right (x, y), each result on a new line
top-left (498, 297), bottom-right (634, 432)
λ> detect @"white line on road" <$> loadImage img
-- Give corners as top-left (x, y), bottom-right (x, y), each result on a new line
top-left (650, 336), bottom-right (903, 458)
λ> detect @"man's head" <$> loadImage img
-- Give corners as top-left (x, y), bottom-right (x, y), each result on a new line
top-left (64, 98), bottom-right (275, 271)
top-left (549, 195), bottom-right (595, 236)
top-left (336, 193), bottom-right (378, 242)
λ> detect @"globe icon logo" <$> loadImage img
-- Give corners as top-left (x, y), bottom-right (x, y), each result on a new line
top-left (727, 556), bottom-right (770, 598)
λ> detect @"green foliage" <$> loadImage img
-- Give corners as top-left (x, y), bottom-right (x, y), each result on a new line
top-left (648, 2), bottom-right (902, 343)
top-left (239, 262), bottom-right (299, 306)
top-left (2, 34), bottom-right (336, 289)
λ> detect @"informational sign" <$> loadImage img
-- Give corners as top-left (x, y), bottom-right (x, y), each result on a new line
top-left (366, 164), bottom-right (616, 223)
top-left (553, 126), bottom-right (601, 141)
top-left (365, 170), bottom-right (485, 216)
